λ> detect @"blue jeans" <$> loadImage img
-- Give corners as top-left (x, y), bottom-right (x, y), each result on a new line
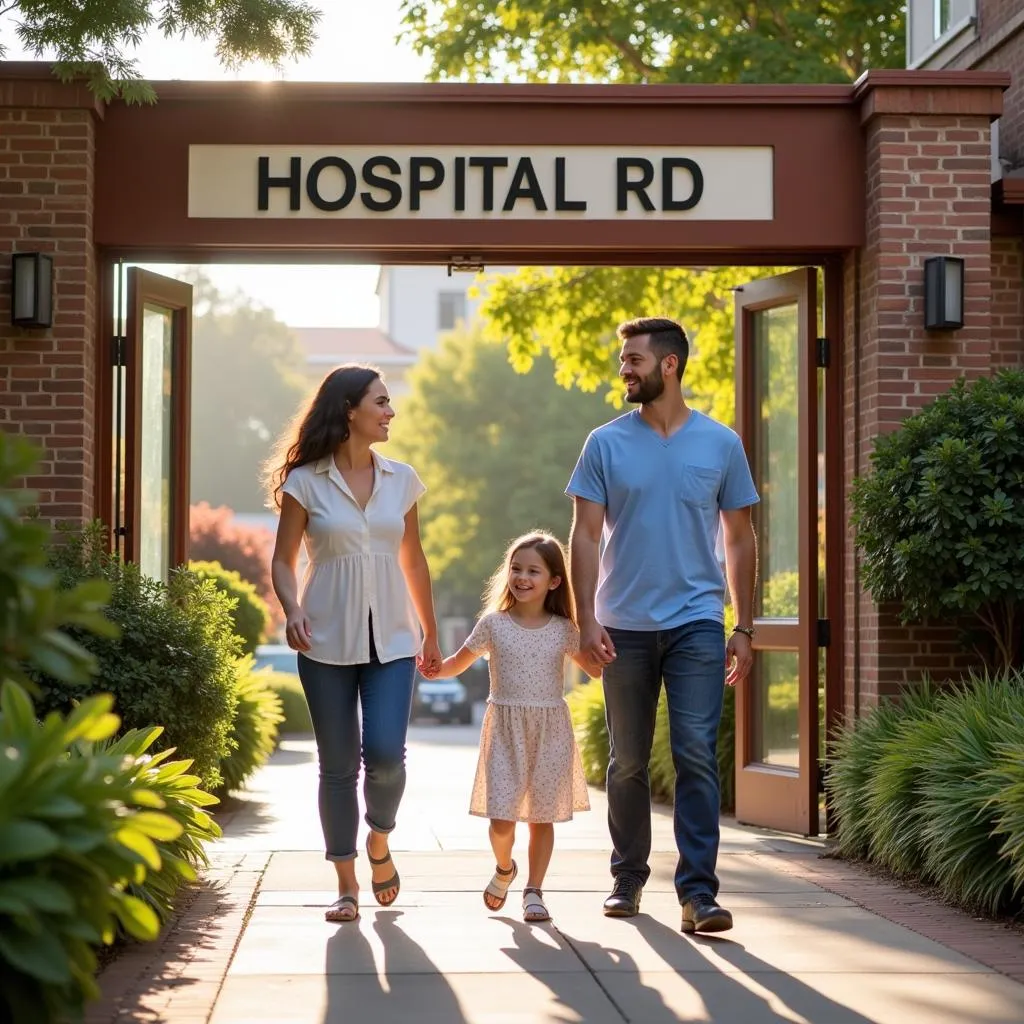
top-left (297, 650), bottom-right (416, 862)
top-left (602, 619), bottom-right (726, 902)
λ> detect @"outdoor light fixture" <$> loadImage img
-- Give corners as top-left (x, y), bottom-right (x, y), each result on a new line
top-left (10, 252), bottom-right (54, 328)
top-left (923, 256), bottom-right (964, 331)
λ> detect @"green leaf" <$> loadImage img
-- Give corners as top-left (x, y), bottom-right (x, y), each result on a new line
top-left (113, 893), bottom-right (160, 941)
top-left (114, 827), bottom-right (162, 870)
top-left (130, 811), bottom-right (184, 843)
top-left (0, 821), bottom-right (60, 863)
top-left (0, 925), bottom-right (72, 984)
top-left (0, 877), bottom-right (75, 914)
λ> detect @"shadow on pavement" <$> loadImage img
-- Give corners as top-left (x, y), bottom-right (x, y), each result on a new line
top-left (627, 914), bottom-right (878, 1024)
top-left (497, 916), bottom-right (671, 1020)
top-left (320, 910), bottom-right (467, 1024)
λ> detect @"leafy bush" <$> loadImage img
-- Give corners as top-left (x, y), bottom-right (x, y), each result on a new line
top-left (828, 671), bottom-right (1024, 916)
top-left (189, 502), bottom-right (280, 630)
top-left (567, 681), bottom-right (609, 786)
top-left (94, 727), bottom-right (222, 924)
top-left (32, 526), bottom-right (239, 790)
top-left (0, 684), bottom-right (181, 1024)
top-left (219, 658), bottom-right (284, 794)
top-left (851, 371), bottom-right (1024, 672)
top-left (263, 670), bottom-right (312, 734)
top-left (189, 559), bottom-right (270, 655)
top-left (0, 433), bottom-right (116, 693)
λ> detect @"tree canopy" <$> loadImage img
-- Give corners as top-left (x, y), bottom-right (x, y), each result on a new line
top-left (0, 0), bottom-right (321, 102)
top-left (186, 272), bottom-right (310, 514)
top-left (399, 0), bottom-right (905, 85)
top-left (386, 326), bottom-right (614, 613)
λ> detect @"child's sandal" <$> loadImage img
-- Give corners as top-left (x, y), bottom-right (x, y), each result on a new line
top-left (483, 860), bottom-right (518, 911)
top-left (522, 887), bottom-right (550, 922)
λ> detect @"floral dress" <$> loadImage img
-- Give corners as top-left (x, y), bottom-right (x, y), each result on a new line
top-left (465, 612), bottom-right (590, 823)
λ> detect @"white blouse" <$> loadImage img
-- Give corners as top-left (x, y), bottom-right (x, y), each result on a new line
top-left (281, 452), bottom-right (426, 665)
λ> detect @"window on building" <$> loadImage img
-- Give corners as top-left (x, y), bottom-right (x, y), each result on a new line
top-left (934, 0), bottom-right (951, 37)
top-left (438, 291), bottom-right (467, 331)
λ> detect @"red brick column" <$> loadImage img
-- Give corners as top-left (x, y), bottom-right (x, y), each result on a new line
top-left (844, 72), bottom-right (1007, 713)
top-left (0, 70), bottom-right (102, 527)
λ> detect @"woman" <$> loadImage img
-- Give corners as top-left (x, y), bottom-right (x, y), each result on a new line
top-left (266, 364), bottom-right (441, 923)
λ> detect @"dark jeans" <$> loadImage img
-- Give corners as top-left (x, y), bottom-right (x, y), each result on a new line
top-left (602, 619), bottom-right (726, 902)
top-left (297, 650), bottom-right (416, 862)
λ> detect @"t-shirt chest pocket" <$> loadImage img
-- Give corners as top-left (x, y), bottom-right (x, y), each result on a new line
top-left (680, 465), bottom-right (722, 508)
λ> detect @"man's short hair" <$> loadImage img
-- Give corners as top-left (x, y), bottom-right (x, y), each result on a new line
top-left (617, 317), bottom-right (689, 380)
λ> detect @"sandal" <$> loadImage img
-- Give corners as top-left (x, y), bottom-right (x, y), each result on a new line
top-left (483, 860), bottom-right (518, 911)
top-left (366, 835), bottom-right (400, 907)
top-left (325, 895), bottom-right (359, 923)
top-left (523, 887), bottom-right (550, 923)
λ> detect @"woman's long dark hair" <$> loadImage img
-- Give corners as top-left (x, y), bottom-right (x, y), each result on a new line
top-left (482, 531), bottom-right (576, 625)
top-left (264, 364), bottom-right (381, 510)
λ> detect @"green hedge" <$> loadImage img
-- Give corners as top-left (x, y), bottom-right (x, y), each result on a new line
top-left (262, 670), bottom-right (313, 734)
top-left (32, 526), bottom-right (240, 791)
top-left (567, 681), bottom-right (736, 813)
top-left (827, 671), bottom-right (1024, 916)
top-left (189, 560), bottom-right (270, 656)
top-left (219, 658), bottom-right (284, 794)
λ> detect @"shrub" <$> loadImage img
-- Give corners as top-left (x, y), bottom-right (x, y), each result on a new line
top-left (219, 658), bottom-right (284, 794)
top-left (827, 671), bottom-right (1024, 916)
top-left (851, 370), bottom-right (1024, 672)
top-left (32, 526), bottom-right (240, 791)
top-left (189, 560), bottom-right (270, 655)
top-left (263, 670), bottom-right (312, 734)
top-left (0, 684), bottom-right (180, 1024)
top-left (568, 680), bottom-right (610, 787)
top-left (189, 502), bottom-right (280, 630)
top-left (94, 727), bottom-right (222, 924)
top-left (0, 433), bottom-right (116, 693)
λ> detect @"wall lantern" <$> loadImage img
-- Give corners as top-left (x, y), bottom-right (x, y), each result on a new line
top-left (10, 252), bottom-right (54, 328)
top-left (923, 256), bottom-right (964, 331)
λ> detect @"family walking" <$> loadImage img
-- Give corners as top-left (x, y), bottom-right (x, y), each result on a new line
top-left (266, 316), bottom-right (759, 935)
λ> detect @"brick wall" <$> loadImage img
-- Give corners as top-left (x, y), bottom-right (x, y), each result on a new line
top-left (990, 234), bottom-right (1024, 368)
top-left (0, 81), bottom-right (100, 527)
top-left (845, 76), bottom-right (1003, 710)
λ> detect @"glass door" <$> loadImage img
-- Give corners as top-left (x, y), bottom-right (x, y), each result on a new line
top-left (733, 268), bottom-right (819, 835)
top-left (123, 269), bottom-right (193, 582)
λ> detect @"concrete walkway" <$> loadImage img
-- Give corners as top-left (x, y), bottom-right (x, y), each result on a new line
top-left (94, 717), bottom-right (1024, 1023)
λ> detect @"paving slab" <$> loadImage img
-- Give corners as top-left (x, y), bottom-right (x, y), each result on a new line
top-left (229, 905), bottom-right (587, 976)
top-left (211, 971), bottom-right (622, 1024)
top-left (597, 969), bottom-right (1024, 1023)
top-left (259, 849), bottom-right (831, 895)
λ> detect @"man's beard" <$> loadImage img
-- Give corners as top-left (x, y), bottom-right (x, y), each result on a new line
top-left (625, 368), bottom-right (665, 405)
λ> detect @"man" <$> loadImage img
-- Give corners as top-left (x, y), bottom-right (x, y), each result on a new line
top-left (566, 316), bottom-right (758, 934)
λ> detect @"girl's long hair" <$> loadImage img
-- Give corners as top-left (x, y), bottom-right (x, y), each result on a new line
top-left (263, 364), bottom-right (381, 510)
top-left (482, 531), bottom-right (576, 625)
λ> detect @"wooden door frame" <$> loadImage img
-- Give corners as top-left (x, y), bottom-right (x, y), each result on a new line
top-left (122, 268), bottom-right (193, 572)
top-left (734, 266), bottom-right (819, 835)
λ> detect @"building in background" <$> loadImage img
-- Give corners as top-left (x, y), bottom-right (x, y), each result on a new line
top-left (290, 326), bottom-right (417, 400)
top-left (376, 265), bottom-right (514, 352)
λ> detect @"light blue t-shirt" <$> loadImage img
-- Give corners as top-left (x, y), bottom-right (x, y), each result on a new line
top-left (566, 409), bottom-right (759, 631)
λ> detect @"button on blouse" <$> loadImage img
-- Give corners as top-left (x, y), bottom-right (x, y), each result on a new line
top-left (281, 452), bottom-right (426, 665)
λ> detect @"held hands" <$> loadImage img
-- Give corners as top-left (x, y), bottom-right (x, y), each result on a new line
top-left (725, 630), bottom-right (753, 687)
top-left (580, 619), bottom-right (616, 678)
top-left (417, 635), bottom-right (442, 678)
top-left (285, 608), bottom-right (312, 653)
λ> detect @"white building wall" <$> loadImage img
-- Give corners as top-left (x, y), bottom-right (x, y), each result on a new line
top-left (377, 265), bottom-right (514, 352)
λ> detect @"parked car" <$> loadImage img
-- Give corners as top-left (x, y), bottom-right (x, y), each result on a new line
top-left (253, 643), bottom-right (299, 676)
top-left (411, 675), bottom-right (473, 725)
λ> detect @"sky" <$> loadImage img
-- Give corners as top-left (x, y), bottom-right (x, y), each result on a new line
top-left (1, 2), bottom-right (433, 327)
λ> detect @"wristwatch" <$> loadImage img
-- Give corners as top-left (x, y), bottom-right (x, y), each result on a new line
top-left (731, 625), bottom-right (756, 639)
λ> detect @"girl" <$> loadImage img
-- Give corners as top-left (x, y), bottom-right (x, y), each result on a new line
top-left (430, 531), bottom-right (592, 923)
top-left (266, 364), bottom-right (441, 924)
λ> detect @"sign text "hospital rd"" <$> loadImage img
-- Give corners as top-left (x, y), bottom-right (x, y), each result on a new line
top-left (256, 155), bottom-right (705, 214)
